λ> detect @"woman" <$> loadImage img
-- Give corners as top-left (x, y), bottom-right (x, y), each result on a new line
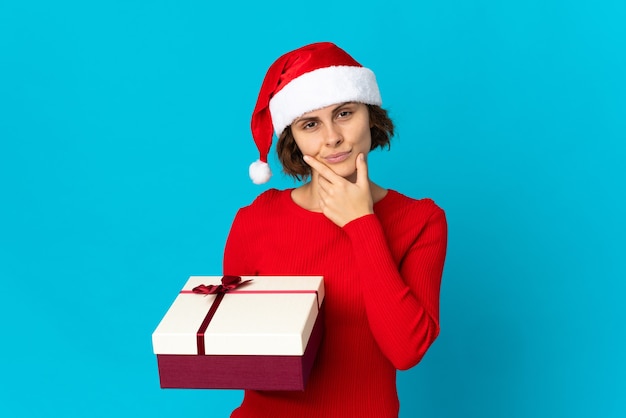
top-left (223, 42), bottom-right (447, 418)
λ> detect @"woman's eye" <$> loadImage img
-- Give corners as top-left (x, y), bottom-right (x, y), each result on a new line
top-left (304, 121), bottom-right (317, 129)
top-left (337, 110), bottom-right (352, 119)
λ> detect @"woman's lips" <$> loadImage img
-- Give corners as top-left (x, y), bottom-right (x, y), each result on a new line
top-left (324, 151), bottom-right (351, 164)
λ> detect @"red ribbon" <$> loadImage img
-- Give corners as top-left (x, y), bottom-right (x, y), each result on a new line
top-left (186, 276), bottom-right (251, 355)
top-left (191, 275), bottom-right (252, 295)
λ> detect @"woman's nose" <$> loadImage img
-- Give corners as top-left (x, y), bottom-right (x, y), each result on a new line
top-left (324, 124), bottom-right (343, 147)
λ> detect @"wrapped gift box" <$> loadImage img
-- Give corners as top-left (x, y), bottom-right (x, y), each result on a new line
top-left (152, 275), bottom-right (325, 390)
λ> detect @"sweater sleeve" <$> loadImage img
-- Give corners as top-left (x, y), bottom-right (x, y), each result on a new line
top-left (343, 206), bottom-right (447, 370)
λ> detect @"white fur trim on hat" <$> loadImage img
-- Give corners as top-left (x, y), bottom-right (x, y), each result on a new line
top-left (249, 159), bottom-right (272, 184)
top-left (269, 66), bottom-right (381, 136)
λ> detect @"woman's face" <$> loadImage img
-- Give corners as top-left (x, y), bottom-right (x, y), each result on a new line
top-left (291, 102), bottom-right (372, 182)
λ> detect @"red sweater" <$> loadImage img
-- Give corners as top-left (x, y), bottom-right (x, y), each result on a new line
top-left (223, 188), bottom-right (447, 418)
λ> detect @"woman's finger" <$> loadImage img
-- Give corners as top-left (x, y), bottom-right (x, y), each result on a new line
top-left (303, 155), bottom-right (340, 183)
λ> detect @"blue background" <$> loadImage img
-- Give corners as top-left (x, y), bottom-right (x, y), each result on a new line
top-left (1, 1), bottom-right (624, 417)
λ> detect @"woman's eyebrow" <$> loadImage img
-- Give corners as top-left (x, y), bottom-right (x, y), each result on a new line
top-left (294, 115), bottom-right (320, 124)
top-left (332, 102), bottom-right (353, 112)
top-left (293, 102), bottom-right (354, 124)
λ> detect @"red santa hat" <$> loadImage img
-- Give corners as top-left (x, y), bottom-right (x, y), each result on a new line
top-left (249, 42), bottom-right (382, 184)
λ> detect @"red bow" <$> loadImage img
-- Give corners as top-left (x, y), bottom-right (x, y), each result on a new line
top-left (192, 275), bottom-right (251, 295)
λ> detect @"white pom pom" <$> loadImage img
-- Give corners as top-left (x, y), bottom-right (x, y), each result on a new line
top-left (249, 159), bottom-right (272, 184)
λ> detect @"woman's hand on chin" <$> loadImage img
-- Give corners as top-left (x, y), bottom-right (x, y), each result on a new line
top-left (303, 153), bottom-right (374, 227)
